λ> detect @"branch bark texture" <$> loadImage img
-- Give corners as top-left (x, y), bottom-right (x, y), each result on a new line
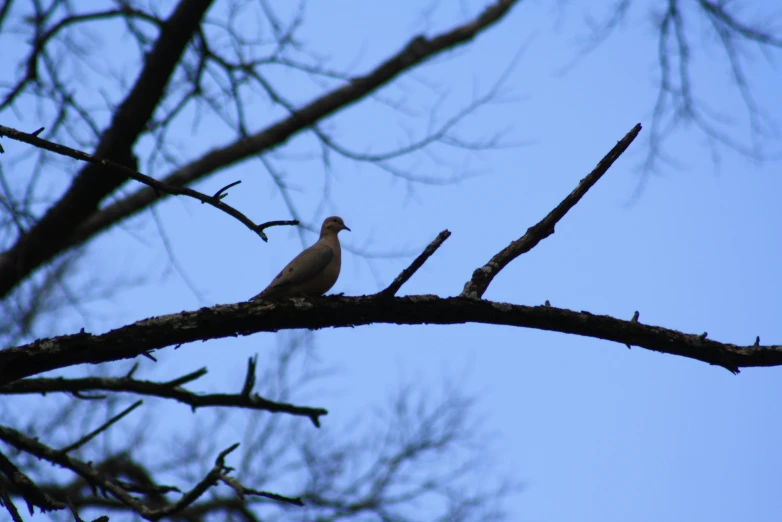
top-left (1, 295), bottom-right (778, 385)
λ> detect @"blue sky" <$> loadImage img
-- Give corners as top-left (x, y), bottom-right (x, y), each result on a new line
top-left (2, 1), bottom-right (782, 521)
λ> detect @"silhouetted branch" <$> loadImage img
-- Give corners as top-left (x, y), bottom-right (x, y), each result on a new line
top-left (1, 294), bottom-right (778, 382)
top-left (219, 474), bottom-right (303, 506)
top-left (0, 426), bottom-right (298, 520)
top-left (0, 370), bottom-right (327, 426)
top-left (0, 451), bottom-right (66, 515)
top-left (0, 125), bottom-right (297, 242)
top-left (461, 123), bottom-right (642, 299)
top-left (376, 230), bottom-right (452, 297)
top-left (60, 400), bottom-right (143, 454)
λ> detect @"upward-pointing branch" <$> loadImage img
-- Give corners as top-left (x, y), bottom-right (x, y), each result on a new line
top-left (461, 123), bottom-right (642, 299)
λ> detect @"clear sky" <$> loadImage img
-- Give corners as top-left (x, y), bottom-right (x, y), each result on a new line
top-left (2, 1), bottom-right (781, 521)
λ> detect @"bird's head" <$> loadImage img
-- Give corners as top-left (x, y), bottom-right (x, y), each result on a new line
top-left (320, 216), bottom-right (351, 236)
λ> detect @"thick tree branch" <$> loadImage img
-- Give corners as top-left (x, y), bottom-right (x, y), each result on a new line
top-left (0, 125), bottom-right (297, 242)
top-left (0, 295), bottom-right (778, 385)
top-left (461, 123), bottom-right (642, 299)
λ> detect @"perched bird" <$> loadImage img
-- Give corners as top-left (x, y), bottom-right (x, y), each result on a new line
top-left (251, 216), bottom-right (350, 301)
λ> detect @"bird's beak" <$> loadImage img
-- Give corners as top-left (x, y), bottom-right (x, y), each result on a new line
top-left (343, 224), bottom-right (351, 232)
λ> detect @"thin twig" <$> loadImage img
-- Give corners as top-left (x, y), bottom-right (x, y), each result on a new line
top-left (209, 180), bottom-right (242, 201)
top-left (375, 230), bottom-right (451, 297)
top-left (0, 125), bottom-right (298, 242)
top-left (461, 123), bottom-right (642, 299)
top-left (219, 473), bottom-right (303, 506)
top-left (60, 400), bottom-right (143, 453)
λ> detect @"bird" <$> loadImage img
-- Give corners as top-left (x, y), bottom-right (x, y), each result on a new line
top-left (251, 216), bottom-right (350, 301)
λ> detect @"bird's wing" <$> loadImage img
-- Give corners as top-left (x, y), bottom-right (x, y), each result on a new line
top-left (265, 242), bottom-right (334, 292)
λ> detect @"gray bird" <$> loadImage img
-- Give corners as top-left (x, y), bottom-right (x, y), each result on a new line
top-left (251, 216), bottom-right (350, 301)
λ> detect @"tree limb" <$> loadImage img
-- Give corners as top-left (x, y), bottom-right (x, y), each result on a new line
top-left (0, 372), bottom-right (328, 427)
top-left (375, 230), bottom-right (451, 297)
top-left (0, 450), bottom-right (66, 515)
top-left (0, 295), bottom-right (777, 383)
top-left (461, 123), bottom-right (642, 299)
top-left (0, 122), bottom-right (775, 382)
top-left (0, 125), bottom-right (298, 242)
top-left (59, 400), bottom-right (143, 454)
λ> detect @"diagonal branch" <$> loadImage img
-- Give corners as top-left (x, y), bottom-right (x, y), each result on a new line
top-left (0, 450), bottom-right (66, 515)
top-left (375, 230), bottom-right (451, 297)
top-left (0, 426), bottom-right (294, 520)
top-left (60, 400), bottom-right (143, 454)
top-left (0, 424), bottom-right (151, 515)
top-left (0, 295), bottom-right (779, 384)
top-left (0, 125), bottom-right (297, 242)
top-left (0, 483), bottom-right (23, 522)
top-left (461, 123), bottom-right (642, 299)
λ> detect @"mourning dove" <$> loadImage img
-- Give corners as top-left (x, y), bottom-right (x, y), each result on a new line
top-left (251, 216), bottom-right (350, 301)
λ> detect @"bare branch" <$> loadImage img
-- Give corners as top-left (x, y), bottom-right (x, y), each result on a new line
top-left (375, 230), bottom-right (452, 297)
top-left (0, 293), bottom-right (777, 382)
top-left (0, 125), bottom-right (297, 242)
top-left (0, 426), bottom-right (297, 520)
top-left (0, 483), bottom-right (24, 522)
top-left (219, 474), bottom-right (303, 506)
top-left (60, 400), bottom-right (143, 454)
top-left (0, 371), bottom-right (327, 426)
top-left (0, 450), bottom-right (66, 515)
top-left (50, 0), bottom-right (522, 267)
top-left (461, 123), bottom-right (642, 299)
top-left (0, 424), bottom-right (152, 515)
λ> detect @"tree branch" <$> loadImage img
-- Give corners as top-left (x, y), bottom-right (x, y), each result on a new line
top-left (0, 371), bottom-right (328, 427)
top-left (0, 295), bottom-right (777, 384)
top-left (461, 123), bottom-right (642, 299)
top-left (0, 125), bottom-right (297, 242)
top-left (0, 426), bottom-right (296, 520)
top-left (59, 400), bottom-right (143, 454)
top-left (375, 230), bottom-right (451, 297)
top-left (0, 424), bottom-right (152, 515)
top-left (0, 450), bottom-right (66, 515)
top-left (219, 474), bottom-right (303, 506)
